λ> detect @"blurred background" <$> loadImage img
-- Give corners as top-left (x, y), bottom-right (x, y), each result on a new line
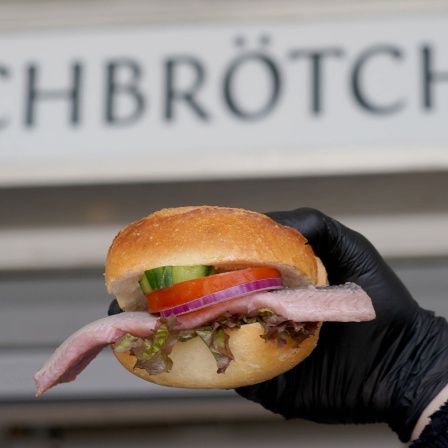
top-left (1, 0), bottom-right (448, 446)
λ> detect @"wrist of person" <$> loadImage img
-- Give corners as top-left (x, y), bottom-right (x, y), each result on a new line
top-left (411, 383), bottom-right (448, 442)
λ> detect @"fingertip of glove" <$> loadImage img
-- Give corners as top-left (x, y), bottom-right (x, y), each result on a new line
top-left (108, 299), bottom-right (123, 316)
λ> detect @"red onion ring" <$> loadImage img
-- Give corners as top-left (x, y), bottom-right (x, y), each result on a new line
top-left (159, 278), bottom-right (285, 318)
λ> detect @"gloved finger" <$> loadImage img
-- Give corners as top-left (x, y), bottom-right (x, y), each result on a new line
top-left (265, 207), bottom-right (327, 251)
top-left (266, 207), bottom-right (371, 284)
top-left (108, 299), bottom-right (123, 316)
top-left (265, 208), bottom-right (409, 305)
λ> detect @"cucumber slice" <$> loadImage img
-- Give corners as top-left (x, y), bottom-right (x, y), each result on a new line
top-left (139, 273), bottom-right (153, 294)
top-left (139, 265), bottom-right (215, 294)
top-left (147, 266), bottom-right (173, 290)
top-left (172, 265), bottom-right (215, 284)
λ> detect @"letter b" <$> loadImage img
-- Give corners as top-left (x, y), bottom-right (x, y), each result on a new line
top-left (105, 59), bottom-right (146, 126)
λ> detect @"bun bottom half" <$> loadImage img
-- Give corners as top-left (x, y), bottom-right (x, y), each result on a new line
top-left (112, 322), bottom-right (321, 389)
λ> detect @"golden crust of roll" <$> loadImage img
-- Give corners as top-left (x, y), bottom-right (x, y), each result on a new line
top-left (105, 206), bottom-right (318, 311)
top-left (112, 322), bottom-right (322, 389)
top-left (105, 206), bottom-right (326, 389)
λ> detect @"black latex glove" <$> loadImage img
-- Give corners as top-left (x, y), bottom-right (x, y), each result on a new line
top-left (236, 208), bottom-right (448, 443)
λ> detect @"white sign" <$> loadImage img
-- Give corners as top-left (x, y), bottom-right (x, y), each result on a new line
top-left (1, 16), bottom-right (448, 186)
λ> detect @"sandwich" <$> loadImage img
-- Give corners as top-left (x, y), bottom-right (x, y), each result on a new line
top-left (34, 206), bottom-right (375, 395)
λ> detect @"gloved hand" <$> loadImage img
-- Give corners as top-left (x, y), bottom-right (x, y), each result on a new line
top-left (236, 208), bottom-right (448, 443)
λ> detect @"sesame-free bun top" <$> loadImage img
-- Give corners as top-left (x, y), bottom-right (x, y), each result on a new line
top-left (105, 206), bottom-right (319, 311)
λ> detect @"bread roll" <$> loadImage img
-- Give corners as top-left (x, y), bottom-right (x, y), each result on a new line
top-left (113, 322), bottom-right (322, 389)
top-left (105, 206), bottom-right (325, 389)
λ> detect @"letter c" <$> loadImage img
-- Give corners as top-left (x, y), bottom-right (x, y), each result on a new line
top-left (352, 45), bottom-right (405, 114)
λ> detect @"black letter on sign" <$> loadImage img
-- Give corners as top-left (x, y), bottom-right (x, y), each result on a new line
top-left (105, 59), bottom-right (145, 125)
top-left (352, 45), bottom-right (405, 114)
top-left (164, 56), bottom-right (209, 121)
top-left (0, 65), bottom-right (10, 129)
top-left (25, 62), bottom-right (82, 127)
top-left (422, 45), bottom-right (448, 110)
top-left (288, 48), bottom-right (344, 115)
top-left (223, 52), bottom-right (281, 120)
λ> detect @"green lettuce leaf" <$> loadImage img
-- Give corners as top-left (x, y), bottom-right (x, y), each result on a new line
top-left (115, 310), bottom-right (318, 377)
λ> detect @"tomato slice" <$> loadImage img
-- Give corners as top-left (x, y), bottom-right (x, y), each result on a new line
top-left (146, 267), bottom-right (281, 314)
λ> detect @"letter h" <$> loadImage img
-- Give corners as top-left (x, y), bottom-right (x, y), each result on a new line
top-left (422, 45), bottom-right (448, 110)
top-left (25, 62), bottom-right (82, 127)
